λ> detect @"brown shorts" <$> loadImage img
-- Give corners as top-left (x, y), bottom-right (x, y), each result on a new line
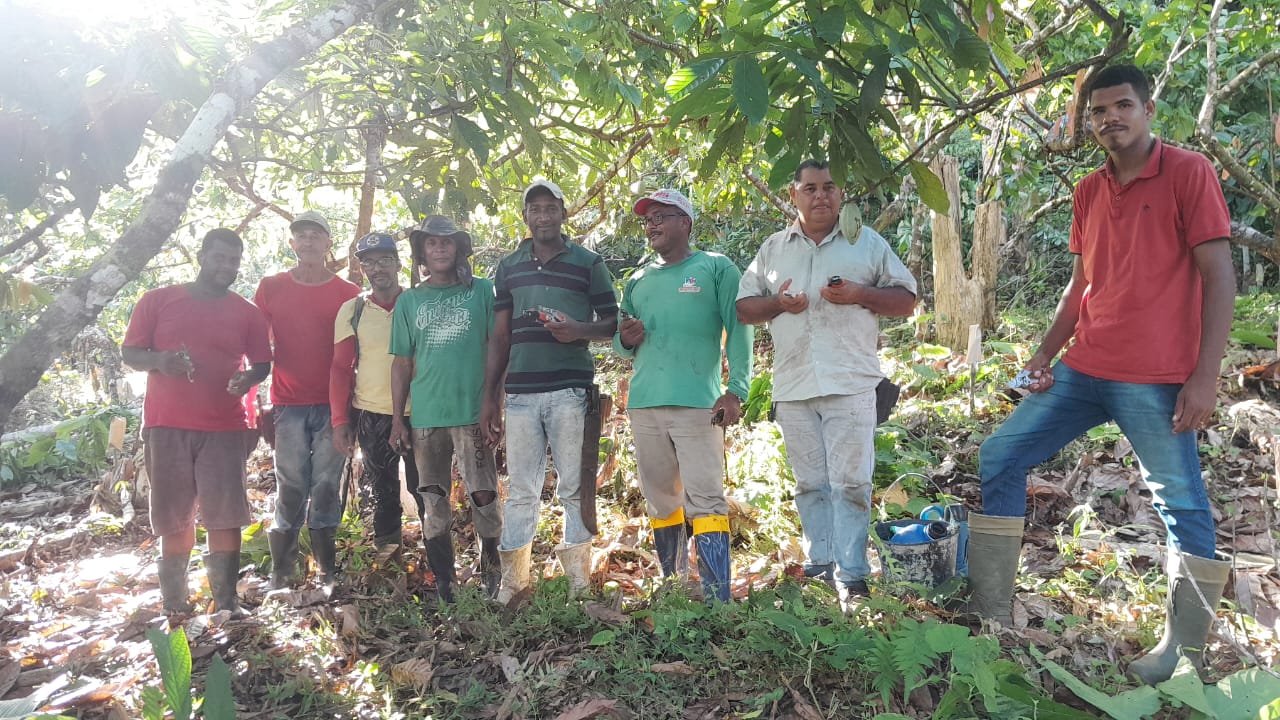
top-left (143, 427), bottom-right (255, 535)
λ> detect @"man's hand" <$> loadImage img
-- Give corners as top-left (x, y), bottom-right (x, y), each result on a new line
top-left (156, 350), bottom-right (194, 378)
top-left (777, 279), bottom-right (808, 314)
top-left (389, 418), bottom-right (412, 456)
top-left (819, 280), bottom-right (867, 306)
top-left (619, 315), bottom-right (646, 349)
top-left (543, 312), bottom-right (586, 343)
top-left (333, 423), bottom-right (356, 457)
top-left (1022, 353), bottom-right (1056, 393)
top-left (1173, 372), bottom-right (1217, 434)
top-left (480, 399), bottom-right (504, 447)
top-left (711, 392), bottom-right (742, 427)
top-left (227, 370), bottom-right (255, 396)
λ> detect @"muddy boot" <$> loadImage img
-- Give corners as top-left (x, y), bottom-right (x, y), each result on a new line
top-left (496, 543), bottom-right (532, 604)
top-left (157, 554), bottom-right (193, 614)
top-left (310, 526), bottom-right (340, 588)
top-left (803, 562), bottom-right (836, 589)
top-left (204, 552), bottom-right (247, 619)
top-left (651, 511), bottom-right (689, 579)
top-left (555, 542), bottom-right (593, 595)
top-left (374, 530), bottom-right (402, 560)
top-left (424, 533), bottom-right (457, 604)
top-left (692, 516), bottom-right (732, 603)
top-left (267, 529), bottom-right (299, 591)
top-left (479, 537), bottom-right (501, 599)
top-left (1130, 552), bottom-right (1230, 685)
top-left (964, 513), bottom-right (1024, 625)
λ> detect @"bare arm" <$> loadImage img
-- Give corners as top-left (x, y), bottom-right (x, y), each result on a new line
top-left (480, 308), bottom-right (513, 445)
top-left (1172, 239), bottom-right (1235, 432)
top-left (389, 355), bottom-right (414, 455)
top-left (736, 278), bottom-right (807, 325)
top-left (121, 345), bottom-right (192, 377)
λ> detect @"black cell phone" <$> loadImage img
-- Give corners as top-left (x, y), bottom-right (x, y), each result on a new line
top-left (711, 407), bottom-right (725, 425)
top-left (827, 275), bottom-right (844, 287)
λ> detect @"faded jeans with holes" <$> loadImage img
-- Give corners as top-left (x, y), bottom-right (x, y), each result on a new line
top-left (500, 388), bottom-right (591, 551)
top-left (776, 391), bottom-right (877, 585)
top-left (979, 362), bottom-right (1216, 559)
top-left (272, 404), bottom-right (346, 531)
top-left (414, 424), bottom-right (502, 540)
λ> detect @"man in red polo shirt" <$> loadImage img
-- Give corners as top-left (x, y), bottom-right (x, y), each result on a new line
top-left (973, 65), bottom-right (1235, 685)
top-left (123, 228), bottom-right (271, 616)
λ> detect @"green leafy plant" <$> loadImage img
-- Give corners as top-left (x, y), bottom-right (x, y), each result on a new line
top-left (141, 627), bottom-right (236, 720)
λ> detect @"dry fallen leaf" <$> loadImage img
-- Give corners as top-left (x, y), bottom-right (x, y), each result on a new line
top-left (554, 698), bottom-right (618, 720)
top-left (389, 658), bottom-right (434, 690)
top-left (649, 661), bottom-right (694, 675)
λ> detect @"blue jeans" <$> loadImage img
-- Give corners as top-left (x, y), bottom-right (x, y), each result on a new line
top-left (776, 391), bottom-right (877, 584)
top-left (979, 362), bottom-right (1216, 558)
top-left (500, 388), bottom-right (591, 551)
top-left (273, 404), bottom-right (346, 531)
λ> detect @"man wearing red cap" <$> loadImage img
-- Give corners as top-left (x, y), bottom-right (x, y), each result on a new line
top-left (614, 188), bottom-right (752, 602)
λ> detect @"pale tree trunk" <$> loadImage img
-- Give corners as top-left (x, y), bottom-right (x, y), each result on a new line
top-left (0, 0), bottom-right (387, 434)
top-left (929, 154), bottom-right (1001, 351)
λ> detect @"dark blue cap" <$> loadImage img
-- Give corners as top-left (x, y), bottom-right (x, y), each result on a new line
top-left (354, 232), bottom-right (399, 257)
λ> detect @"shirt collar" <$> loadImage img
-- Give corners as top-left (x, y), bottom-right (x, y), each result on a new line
top-left (784, 219), bottom-right (842, 247)
top-left (514, 235), bottom-right (574, 261)
top-left (1102, 137), bottom-right (1165, 183)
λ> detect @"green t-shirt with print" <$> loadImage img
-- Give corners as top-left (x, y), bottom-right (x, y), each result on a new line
top-left (389, 278), bottom-right (494, 429)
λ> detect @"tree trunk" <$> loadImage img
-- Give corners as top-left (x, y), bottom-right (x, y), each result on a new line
top-left (0, 0), bottom-right (386, 435)
top-left (929, 154), bottom-right (1001, 351)
top-left (350, 122), bottom-right (388, 284)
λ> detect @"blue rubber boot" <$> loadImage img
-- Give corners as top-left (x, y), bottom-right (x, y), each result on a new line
top-left (692, 515), bottom-right (732, 603)
top-left (651, 509), bottom-right (689, 578)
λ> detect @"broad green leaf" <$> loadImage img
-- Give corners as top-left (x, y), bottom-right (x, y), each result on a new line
top-left (202, 656), bottom-right (236, 720)
top-left (148, 627), bottom-right (193, 720)
top-left (923, 623), bottom-right (969, 654)
top-left (700, 118), bottom-right (747, 179)
top-left (732, 55), bottom-right (769, 125)
top-left (1153, 659), bottom-right (1211, 714)
top-left (1229, 328), bottom-right (1276, 349)
top-left (665, 86), bottom-right (732, 123)
top-left (1034, 651), bottom-right (1160, 720)
top-left (589, 630), bottom-right (616, 646)
top-left (909, 161), bottom-right (950, 216)
top-left (665, 58), bottom-right (726, 99)
top-left (810, 5), bottom-right (845, 43)
top-left (859, 46), bottom-right (890, 120)
top-left (1202, 665), bottom-right (1280, 720)
top-left (451, 115), bottom-right (490, 165)
top-left (995, 674), bottom-right (1098, 719)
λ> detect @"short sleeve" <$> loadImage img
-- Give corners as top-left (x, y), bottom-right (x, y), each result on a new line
top-left (123, 291), bottom-right (159, 349)
top-left (494, 262), bottom-right (513, 313)
top-left (389, 294), bottom-right (414, 357)
top-left (334, 298), bottom-right (356, 344)
top-left (737, 248), bottom-right (769, 301)
top-left (1178, 154), bottom-right (1231, 248)
top-left (863, 229), bottom-right (917, 294)
top-left (588, 257), bottom-right (618, 316)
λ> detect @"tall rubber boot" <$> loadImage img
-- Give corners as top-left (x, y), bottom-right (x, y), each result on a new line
top-left (310, 526), bottom-right (340, 588)
top-left (479, 537), bottom-right (501, 599)
top-left (964, 513), bottom-right (1024, 625)
top-left (693, 516), bottom-right (732, 603)
top-left (424, 533), bottom-right (457, 603)
top-left (157, 554), bottom-right (193, 614)
top-left (1130, 552), bottom-right (1231, 685)
top-left (496, 543), bottom-right (532, 604)
top-left (555, 542), bottom-right (593, 594)
top-left (267, 529), bottom-right (299, 591)
top-left (651, 508), bottom-right (689, 578)
top-left (204, 551), bottom-right (247, 619)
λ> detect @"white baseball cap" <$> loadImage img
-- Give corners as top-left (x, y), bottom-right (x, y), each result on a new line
top-left (633, 188), bottom-right (695, 219)
top-left (522, 178), bottom-right (565, 204)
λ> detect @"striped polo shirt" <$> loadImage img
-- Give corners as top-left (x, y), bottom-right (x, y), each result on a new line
top-left (494, 237), bottom-right (618, 393)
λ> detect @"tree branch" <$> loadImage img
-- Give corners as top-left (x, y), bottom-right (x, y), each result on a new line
top-left (566, 131), bottom-right (653, 218)
top-left (0, 203), bottom-right (77, 259)
top-left (743, 169), bottom-right (796, 220)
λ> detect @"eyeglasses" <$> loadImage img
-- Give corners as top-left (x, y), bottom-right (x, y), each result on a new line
top-left (641, 213), bottom-right (686, 227)
top-left (358, 257), bottom-right (399, 270)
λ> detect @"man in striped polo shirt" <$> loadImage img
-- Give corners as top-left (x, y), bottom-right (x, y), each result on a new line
top-left (481, 179), bottom-right (619, 602)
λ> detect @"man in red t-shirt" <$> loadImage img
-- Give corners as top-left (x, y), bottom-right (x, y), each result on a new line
top-left (254, 211), bottom-right (360, 590)
top-left (123, 228), bottom-right (271, 616)
top-left (974, 65), bottom-right (1235, 686)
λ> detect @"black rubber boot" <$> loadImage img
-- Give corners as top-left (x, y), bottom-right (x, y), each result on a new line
top-left (267, 529), bottom-right (299, 591)
top-left (424, 533), bottom-right (457, 603)
top-left (653, 523), bottom-right (689, 578)
top-left (204, 551), bottom-right (247, 618)
top-left (310, 526), bottom-right (341, 588)
top-left (157, 554), bottom-right (193, 614)
top-left (694, 531), bottom-right (732, 603)
top-left (479, 536), bottom-right (501, 600)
